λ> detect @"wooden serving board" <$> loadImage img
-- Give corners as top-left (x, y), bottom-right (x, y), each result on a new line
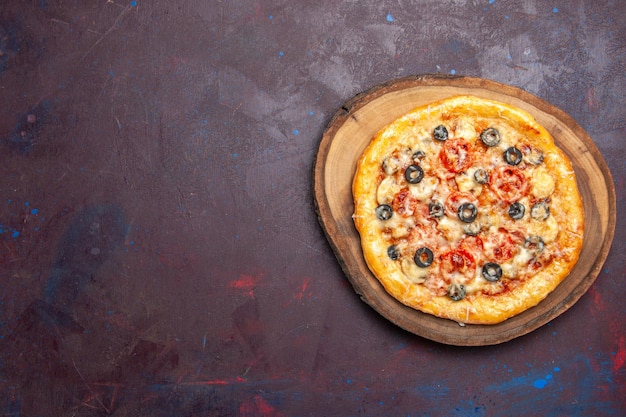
top-left (313, 75), bottom-right (616, 346)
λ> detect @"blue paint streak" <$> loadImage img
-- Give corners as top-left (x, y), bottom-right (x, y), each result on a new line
top-left (43, 205), bottom-right (127, 308)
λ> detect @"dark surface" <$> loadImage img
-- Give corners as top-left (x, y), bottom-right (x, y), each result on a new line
top-left (0, 1), bottom-right (624, 416)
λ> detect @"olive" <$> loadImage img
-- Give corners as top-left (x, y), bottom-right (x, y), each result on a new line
top-left (414, 247), bottom-right (434, 268)
top-left (375, 204), bottom-right (393, 221)
top-left (433, 125), bottom-right (448, 141)
top-left (523, 147), bottom-right (544, 165)
top-left (387, 245), bottom-right (400, 260)
top-left (429, 200), bottom-right (445, 218)
top-left (508, 202), bottom-right (525, 220)
top-left (480, 127), bottom-right (501, 147)
top-left (531, 201), bottom-right (550, 221)
top-left (474, 168), bottom-right (489, 184)
top-left (524, 235), bottom-right (545, 253)
top-left (482, 262), bottom-right (503, 282)
top-left (457, 202), bottom-right (478, 223)
top-left (404, 164), bottom-right (424, 184)
top-left (504, 147), bottom-right (523, 165)
top-left (412, 150), bottom-right (426, 162)
top-left (448, 283), bottom-right (466, 301)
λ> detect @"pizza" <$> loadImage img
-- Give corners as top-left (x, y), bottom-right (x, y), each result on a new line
top-left (352, 95), bottom-right (584, 325)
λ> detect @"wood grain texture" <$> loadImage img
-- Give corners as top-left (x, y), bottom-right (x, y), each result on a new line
top-left (313, 75), bottom-right (616, 346)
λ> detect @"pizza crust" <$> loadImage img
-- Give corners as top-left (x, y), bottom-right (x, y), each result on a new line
top-left (352, 95), bottom-right (584, 325)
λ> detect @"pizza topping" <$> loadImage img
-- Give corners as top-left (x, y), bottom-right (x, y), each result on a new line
top-left (524, 235), bottom-right (545, 253)
top-left (387, 245), bottom-right (401, 260)
top-left (433, 125), bottom-right (449, 141)
top-left (521, 145), bottom-right (544, 165)
top-left (457, 202), bottom-right (478, 223)
top-left (463, 222), bottom-right (481, 236)
top-left (455, 169), bottom-right (484, 195)
top-left (429, 200), bottom-right (445, 218)
top-left (484, 229), bottom-right (519, 263)
top-left (440, 248), bottom-right (476, 282)
top-left (473, 168), bottom-right (489, 184)
top-left (404, 164), bottom-right (424, 184)
top-left (412, 150), bottom-right (426, 162)
top-left (489, 165), bottom-right (529, 203)
top-left (382, 149), bottom-right (412, 175)
top-left (482, 262), bottom-right (503, 282)
top-left (414, 247), bottom-right (434, 267)
top-left (375, 204), bottom-right (393, 221)
top-left (409, 176), bottom-right (438, 200)
top-left (440, 138), bottom-right (473, 173)
top-left (504, 146), bottom-right (523, 166)
top-left (529, 166), bottom-right (555, 198)
top-left (480, 127), bottom-right (501, 147)
top-left (392, 188), bottom-right (418, 216)
top-left (376, 176), bottom-right (400, 204)
top-left (531, 200), bottom-right (550, 221)
top-left (445, 191), bottom-right (478, 218)
top-left (448, 283), bottom-right (466, 301)
top-left (508, 202), bottom-right (525, 220)
top-left (401, 258), bottom-right (428, 283)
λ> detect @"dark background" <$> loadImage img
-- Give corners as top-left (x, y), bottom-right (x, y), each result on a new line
top-left (0, 1), bottom-right (624, 416)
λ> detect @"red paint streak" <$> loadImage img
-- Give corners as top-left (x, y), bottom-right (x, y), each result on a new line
top-left (588, 286), bottom-right (607, 316)
top-left (613, 335), bottom-right (626, 373)
top-left (229, 273), bottom-right (262, 298)
top-left (294, 277), bottom-right (310, 301)
top-left (239, 395), bottom-right (284, 417)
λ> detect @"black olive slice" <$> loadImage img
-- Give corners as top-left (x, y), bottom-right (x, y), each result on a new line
top-left (414, 247), bottom-right (434, 268)
top-left (474, 168), bottom-right (489, 184)
top-left (433, 125), bottom-right (448, 141)
top-left (457, 202), bottom-right (478, 223)
top-left (375, 204), bottom-right (393, 221)
top-left (508, 202), bottom-right (525, 220)
top-left (504, 147), bottom-right (523, 165)
top-left (531, 201), bottom-right (550, 221)
top-left (404, 164), bottom-right (424, 184)
top-left (412, 150), bottom-right (426, 162)
top-left (387, 245), bottom-right (400, 260)
top-left (429, 200), bottom-right (444, 218)
top-left (482, 262), bottom-right (503, 282)
top-left (448, 283), bottom-right (466, 301)
top-left (480, 128), bottom-right (501, 147)
top-left (524, 235), bottom-right (545, 253)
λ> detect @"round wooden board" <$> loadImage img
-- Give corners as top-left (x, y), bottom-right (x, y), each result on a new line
top-left (313, 75), bottom-right (616, 346)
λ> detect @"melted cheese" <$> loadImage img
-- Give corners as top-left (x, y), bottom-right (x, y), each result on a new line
top-left (377, 176), bottom-right (400, 204)
top-left (528, 215), bottom-right (559, 243)
top-left (436, 215), bottom-right (464, 243)
top-left (455, 169), bottom-right (483, 195)
top-left (409, 176), bottom-right (438, 200)
top-left (530, 166), bottom-right (555, 198)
